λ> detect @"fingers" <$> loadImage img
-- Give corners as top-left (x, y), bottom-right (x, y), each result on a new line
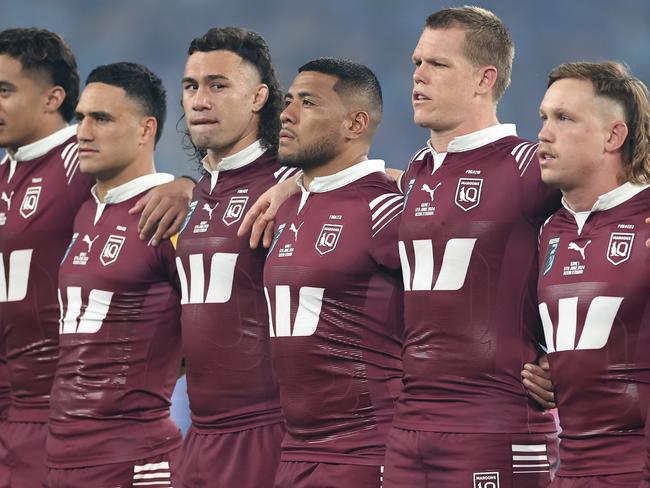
top-left (138, 197), bottom-right (167, 242)
top-left (128, 194), bottom-right (148, 215)
top-left (646, 217), bottom-right (650, 248)
top-left (238, 202), bottom-right (266, 239)
top-left (249, 212), bottom-right (273, 249)
top-left (522, 362), bottom-right (556, 409)
top-left (262, 220), bottom-right (276, 249)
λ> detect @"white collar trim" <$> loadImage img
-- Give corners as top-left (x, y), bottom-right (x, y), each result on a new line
top-left (201, 140), bottom-right (265, 174)
top-left (297, 159), bottom-right (385, 193)
top-left (91, 173), bottom-right (174, 205)
top-left (8, 125), bottom-right (77, 162)
top-left (427, 123), bottom-right (517, 155)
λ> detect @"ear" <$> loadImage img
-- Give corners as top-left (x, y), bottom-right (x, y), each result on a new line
top-left (43, 86), bottom-right (67, 114)
top-left (344, 110), bottom-right (369, 140)
top-left (139, 116), bottom-right (158, 146)
top-left (605, 120), bottom-right (628, 153)
top-left (252, 83), bottom-right (270, 113)
top-left (476, 65), bottom-right (498, 96)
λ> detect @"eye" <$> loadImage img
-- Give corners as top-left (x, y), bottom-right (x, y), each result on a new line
top-left (302, 99), bottom-right (315, 107)
top-left (183, 83), bottom-right (197, 92)
top-left (539, 113), bottom-right (547, 122)
top-left (210, 82), bottom-right (226, 90)
top-left (559, 113), bottom-right (572, 122)
top-left (283, 99), bottom-right (292, 108)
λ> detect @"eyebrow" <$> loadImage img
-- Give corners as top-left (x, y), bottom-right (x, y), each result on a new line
top-left (285, 90), bottom-right (321, 100)
top-left (75, 110), bottom-right (115, 121)
top-left (181, 74), bottom-right (229, 84)
top-left (0, 80), bottom-right (17, 90)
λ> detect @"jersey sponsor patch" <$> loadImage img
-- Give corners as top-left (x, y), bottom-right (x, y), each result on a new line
top-left (268, 223), bottom-right (286, 254)
top-left (606, 232), bottom-right (634, 265)
top-left (100, 235), bottom-right (126, 266)
top-left (542, 237), bottom-right (560, 275)
top-left (179, 200), bottom-right (197, 235)
top-left (19, 186), bottom-right (41, 218)
top-left (455, 178), bottom-right (482, 211)
top-left (315, 224), bottom-right (342, 255)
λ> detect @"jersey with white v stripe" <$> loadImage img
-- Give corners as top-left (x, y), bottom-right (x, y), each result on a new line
top-left (175, 151), bottom-right (296, 432)
top-left (538, 186), bottom-right (650, 477)
top-left (395, 134), bottom-right (560, 435)
top-left (264, 169), bottom-right (403, 465)
top-left (0, 129), bottom-right (93, 422)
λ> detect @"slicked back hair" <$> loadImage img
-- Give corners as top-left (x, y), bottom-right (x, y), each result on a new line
top-left (86, 62), bottom-right (167, 145)
top-left (549, 61), bottom-right (650, 184)
top-left (425, 6), bottom-right (514, 102)
top-left (298, 57), bottom-right (383, 136)
top-left (0, 27), bottom-right (79, 122)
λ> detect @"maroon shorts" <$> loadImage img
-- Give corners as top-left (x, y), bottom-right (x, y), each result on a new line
top-left (46, 447), bottom-right (181, 488)
top-left (383, 428), bottom-right (559, 488)
top-left (178, 422), bottom-right (284, 488)
top-left (0, 421), bottom-right (47, 488)
top-left (551, 472), bottom-right (643, 487)
top-left (274, 461), bottom-right (383, 488)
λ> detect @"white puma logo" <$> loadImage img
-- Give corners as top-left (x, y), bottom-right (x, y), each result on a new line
top-left (82, 234), bottom-right (99, 253)
top-left (1, 191), bottom-right (14, 210)
top-left (202, 202), bottom-right (219, 220)
top-left (290, 222), bottom-right (304, 241)
top-left (568, 240), bottom-right (592, 260)
top-left (421, 182), bottom-right (441, 201)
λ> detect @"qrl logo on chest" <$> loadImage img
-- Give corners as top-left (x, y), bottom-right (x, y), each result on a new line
top-left (607, 232), bottom-right (634, 265)
top-left (100, 235), bottom-right (126, 266)
top-left (222, 196), bottom-right (249, 226)
top-left (20, 186), bottom-right (41, 218)
top-left (315, 224), bottom-right (342, 255)
top-left (455, 178), bottom-right (483, 211)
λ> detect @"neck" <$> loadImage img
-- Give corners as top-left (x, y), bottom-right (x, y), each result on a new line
top-left (7, 117), bottom-right (68, 156)
top-left (302, 147), bottom-right (369, 189)
top-left (428, 107), bottom-right (498, 153)
top-left (562, 178), bottom-right (622, 213)
top-left (206, 130), bottom-right (259, 171)
top-left (94, 154), bottom-right (155, 203)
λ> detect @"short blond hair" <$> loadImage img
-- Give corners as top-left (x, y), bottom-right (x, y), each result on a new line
top-left (549, 61), bottom-right (650, 184)
top-left (425, 6), bottom-right (514, 101)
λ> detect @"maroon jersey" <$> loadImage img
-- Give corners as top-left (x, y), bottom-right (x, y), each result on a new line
top-left (396, 125), bottom-right (559, 434)
top-left (49, 173), bottom-right (182, 468)
top-left (0, 126), bottom-right (93, 422)
top-left (264, 159), bottom-right (404, 465)
top-left (537, 183), bottom-right (650, 477)
top-left (176, 142), bottom-right (298, 432)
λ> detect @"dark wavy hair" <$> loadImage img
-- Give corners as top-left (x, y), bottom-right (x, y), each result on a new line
top-left (0, 27), bottom-right (80, 122)
top-left (181, 26), bottom-right (282, 163)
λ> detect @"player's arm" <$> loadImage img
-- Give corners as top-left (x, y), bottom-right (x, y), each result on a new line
top-left (521, 354), bottom-right (556, 409)
top-left (385, 167), bottom-right (404, 187)
top-left (646, 217), bottom-right (650, 247)
top-left (237, 177), bottom-right (300, 249)
top-left (129, 176), bottom-right (195, 246)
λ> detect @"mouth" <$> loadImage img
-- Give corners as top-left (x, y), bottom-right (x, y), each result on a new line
top-left (190, 118), bottom-right (218, 127)
top-left (537, 147), bottom-right (557, 166)
top-left (78, 147), bottom-right (99, 157)
top-left (412, 91), bottom-right (430, 103)
top-left (279, 128), bottom-right (296, 143)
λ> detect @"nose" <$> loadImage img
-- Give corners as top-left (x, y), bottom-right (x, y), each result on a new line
top-left (192, 85), bottom-right (211, 111)
top-left (76, 117), bottom-right (93, 142)
top-left (413, 64), bottom-right (425, 85)
top-left (280, 100), bottom-right (296, 125)
top-left (538, 121), bottom-right (553, 143)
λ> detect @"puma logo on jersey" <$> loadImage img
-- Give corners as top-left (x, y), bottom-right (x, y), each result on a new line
top-left (82, 234), bottom-right (99, 253)
top-left (1, 191), bottom-right (14, 210)
top-left (421, 182), bottom-right (441, 201)
top-left (289, 222), bottom-right (304, 241)
top-left (202, 202), bottom-right (218, 220)
top-left (568, 240), bottom-right (591, 260)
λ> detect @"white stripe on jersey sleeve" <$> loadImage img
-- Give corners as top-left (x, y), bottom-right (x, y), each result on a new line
top-left (274, 166), bottom-right (300, 183)
top-left (511, 142), bottom-right (539, 177)
top-left (61, 142), bottom-right (77, 167)
top-left (369, 192), bottom-right (404, 238)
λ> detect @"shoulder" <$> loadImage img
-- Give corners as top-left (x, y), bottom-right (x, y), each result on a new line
top-left (490, 135), bottom-right (539, 178)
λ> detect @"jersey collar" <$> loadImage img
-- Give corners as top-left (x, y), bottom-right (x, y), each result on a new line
top-left (4, 125), bottom-right (77, 163)
top-left (562, 182), bottom-right (650, 214)
top-left (91, 173), bottom-right (174, 205)
top-left (201, 140), bottom-right (265, 192)
top-left (297, 159), bottom-right (385, 194)
top-left (426, 123), bottom-right (517, 155)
